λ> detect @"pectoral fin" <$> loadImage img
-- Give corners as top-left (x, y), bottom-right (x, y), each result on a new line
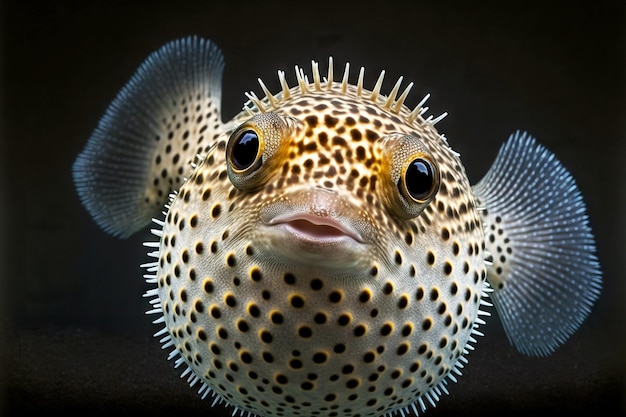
top-left (473, 131), bottom-right (601, 356)
top-left (73, 37), bottom-right (225, 238)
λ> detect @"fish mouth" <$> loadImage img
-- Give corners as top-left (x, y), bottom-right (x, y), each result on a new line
top-left (257, 187), bottom-right (374, 268)
top-left (268, 213), bottom-right (365, 244)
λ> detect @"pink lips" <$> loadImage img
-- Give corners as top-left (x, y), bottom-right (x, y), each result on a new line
top-left (269, 213), bottom-right (364, 243)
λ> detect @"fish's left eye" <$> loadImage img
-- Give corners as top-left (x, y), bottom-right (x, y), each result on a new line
top-left (229, 129), bottom-right (262, 172)
top-left (401, 157), bottom-right (438, 202)
top-left (225, 112), bottom-right (297, 191)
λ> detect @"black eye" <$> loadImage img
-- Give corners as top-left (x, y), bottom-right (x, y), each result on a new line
top-left (230, 130), bottom-right (261, 171)
top-left (402, 158), bottom-right (436, 201)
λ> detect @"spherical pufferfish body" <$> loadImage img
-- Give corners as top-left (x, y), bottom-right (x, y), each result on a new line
top-left (154, 74), bottom-right (488, 417)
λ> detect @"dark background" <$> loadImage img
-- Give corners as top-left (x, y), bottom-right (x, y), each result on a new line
top-left (1, 1), bottom-right (624, 416)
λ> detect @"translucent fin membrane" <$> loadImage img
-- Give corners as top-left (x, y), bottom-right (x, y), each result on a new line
top-left (73, 36), bottom-right (224, 238)
top-left (473, 131), bottom-right (602, 356)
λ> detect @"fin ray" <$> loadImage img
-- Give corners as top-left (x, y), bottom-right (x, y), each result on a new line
top-left (473, 131), bottom-right (601, 356)
top-left (73, 36), bottom-right (225, 237)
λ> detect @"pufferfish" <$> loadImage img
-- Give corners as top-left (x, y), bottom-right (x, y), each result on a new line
top-left (72, 37), bottom-right (602, 417)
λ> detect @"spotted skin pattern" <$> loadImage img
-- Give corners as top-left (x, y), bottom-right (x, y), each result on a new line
top-left (73, 37), bottom-right (601, 417)
top-left (155, 78), bottom-right (487, 417)
top-left (145, 95), bottom-right (222, 210)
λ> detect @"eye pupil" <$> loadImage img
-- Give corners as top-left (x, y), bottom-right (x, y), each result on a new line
top-left (404, 158), bottom-right (435, 201)
top-left (231, 130), bottom-right (260, 170)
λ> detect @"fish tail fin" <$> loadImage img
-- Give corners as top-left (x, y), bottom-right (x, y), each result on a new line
top-left (72, 36), bottom-right (224, 238)
top-left (472, 131), bottom-right (602, 356)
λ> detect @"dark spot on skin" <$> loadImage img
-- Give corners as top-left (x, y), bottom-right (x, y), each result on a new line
top-left (422, 319), bottom-right (432, 331)
top-left (298, 326), bottom-right (313, 338)
top-left (337, 314), bottom-right (351, 326)
top-left (212, 204), bottom-right (221, 218)
top-left (329, 291), bottom-right (342, 303)
top-left (310, 278), bottom-right (323, 290)
top-left (290, 295), bottom-right (305, 308)
top-left (284, 273), bottom-right (296, 285)
top-left (415, 287), bottom-right (424, 300)
top-left (314, 312), bottom-right (327, 324)
top-left (355, 146), bottom-right (366, 161)
top-left (202, 188), bottom-right (211, 201)
top-left (332, 136), bottom-right (347, 147)
top-left (318, 132), bottom-right (329, 146)
top-left (261, 330), bottom-right (273, 343)
top-left (237, 320), bottom-right (249, 332)
top-left (324, 114), bottom-right (339, 128)
top-left (353, 325), bottom-right (366, 337)
top-left (394, 251), bottom-right (402, 265)
top-left (334, 344), bottom-right (346, 353)
top-left (225, 294), bottom-right (237, 307)
top-left (350, 129), bottom-right (362, 141)
top-left (332, 150), bottom-right (344, 164)
top-left (305, 115), bottom-right (318, 127)
top-left (365, 129), bottom-right (379, 142)
top-left (313, 352), bottom-right (328, 364)
top-left (248, 304), bottom-right (260, 318)
top-left (250, 268), bottom-right (262, 282)
top-left (271, 312), bottom-right (284, 324)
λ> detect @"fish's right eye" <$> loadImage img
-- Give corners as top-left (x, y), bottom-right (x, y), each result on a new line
top-left (225, 112), bottom-right (298, 191)
top-left (229, 129), bottom-right (262, 172)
